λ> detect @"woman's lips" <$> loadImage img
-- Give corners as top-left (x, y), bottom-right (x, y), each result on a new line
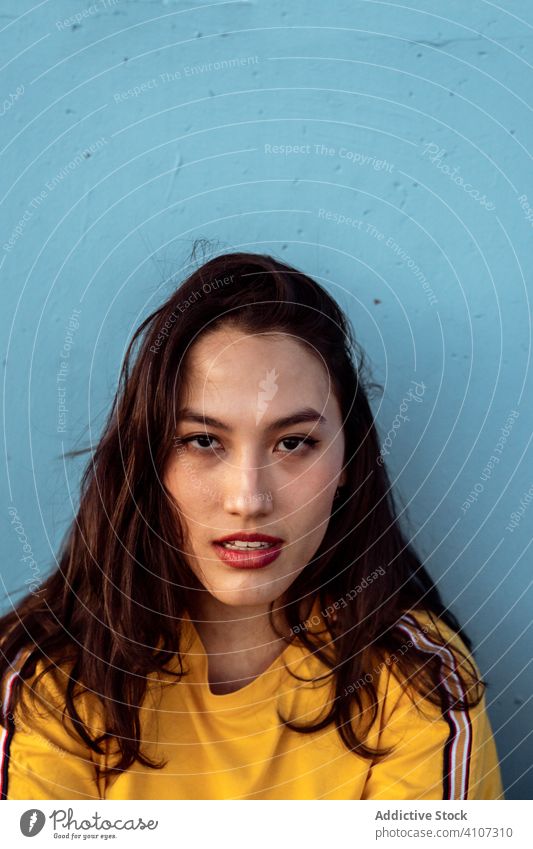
top-left (212, 542), bottom-right (284, 569)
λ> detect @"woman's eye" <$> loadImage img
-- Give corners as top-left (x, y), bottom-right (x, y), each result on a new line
top-left (175, 434), bottom-right (221, 452)
top-left (174, 435), bottom-right (319, 455)
top-left (277, 436), bottom-right (319, 454)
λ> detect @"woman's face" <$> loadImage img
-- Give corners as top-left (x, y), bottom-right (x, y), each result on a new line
top-left (163, 326), bottom-right (346, 610)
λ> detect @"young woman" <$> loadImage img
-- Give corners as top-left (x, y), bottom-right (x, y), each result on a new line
top-left (0, 250), bottom-right (503, 800)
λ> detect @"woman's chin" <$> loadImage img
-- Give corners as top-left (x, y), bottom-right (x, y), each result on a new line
top-left (197, 572), bottom-right (291, 609)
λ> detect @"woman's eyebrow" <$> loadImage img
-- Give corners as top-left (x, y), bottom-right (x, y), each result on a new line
top-left (177, 407), bottom-right (327, 434)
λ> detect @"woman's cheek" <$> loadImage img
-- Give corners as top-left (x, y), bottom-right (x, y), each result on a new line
top-left (284, 475), bottom-right (336, 532)
top-left (298, 465), bottom-right (339, 505)
top-left (167, 459), bottom-right (224, 509)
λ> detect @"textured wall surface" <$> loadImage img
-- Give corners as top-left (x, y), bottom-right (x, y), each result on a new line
top-left (1, 1), bottom-right (532, 799)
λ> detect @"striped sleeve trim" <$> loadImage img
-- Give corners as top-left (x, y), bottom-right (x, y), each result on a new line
top-left (395, 614), bottom-right (473, 800)
top-left (0, 664), bottom-right (21, 800)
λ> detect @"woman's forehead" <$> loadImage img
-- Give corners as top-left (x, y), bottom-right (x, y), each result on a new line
top-left (177, 328), bottom-right (339, 427)
top-left (184, 329), bottom-right (331, 389)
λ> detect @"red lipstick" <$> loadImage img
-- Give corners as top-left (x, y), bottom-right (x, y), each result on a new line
top-left (212, 532), bottom-right (284, 569)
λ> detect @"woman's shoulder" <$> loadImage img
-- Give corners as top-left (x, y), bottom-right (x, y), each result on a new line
top-left (1, 647), bottom-right (107, 742)
top-left (359, 610), bottom-right (503, 800)
top-left (394, 607), bottom-right (474, 661)
top-left (375, 607), bottom-right (485, 716)
top-left (0, 648), bottom-right (110, 799)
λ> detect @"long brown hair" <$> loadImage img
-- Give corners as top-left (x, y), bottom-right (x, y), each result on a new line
top-left (0, 245), bottom-right (483, 780)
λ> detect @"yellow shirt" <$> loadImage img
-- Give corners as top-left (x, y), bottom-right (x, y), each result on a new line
top-left (0, 606), bottom-right (504, 800)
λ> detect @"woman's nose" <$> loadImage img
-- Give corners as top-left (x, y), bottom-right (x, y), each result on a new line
top-left (222, 458), bottom-right (274, 516)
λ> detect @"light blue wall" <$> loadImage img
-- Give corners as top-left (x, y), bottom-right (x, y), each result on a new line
top-left (1, 0), bottom-right (531, 799)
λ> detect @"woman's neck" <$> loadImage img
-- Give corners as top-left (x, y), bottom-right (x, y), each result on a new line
top-left (187, 595), bottom-right (297, 694)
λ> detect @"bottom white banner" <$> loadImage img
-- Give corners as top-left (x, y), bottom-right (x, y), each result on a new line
top-left (2, 800), bottom-right (529, 848)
